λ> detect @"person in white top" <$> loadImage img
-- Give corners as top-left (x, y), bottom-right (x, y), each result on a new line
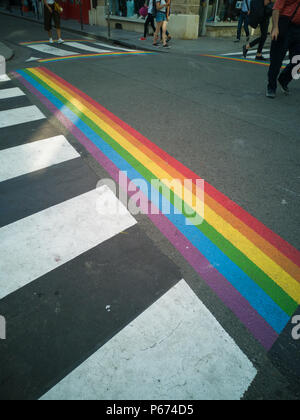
top-left (43, 0), bottom-right (64, 44)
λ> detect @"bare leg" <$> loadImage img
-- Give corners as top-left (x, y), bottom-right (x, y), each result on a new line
top-left (153, 22), bottom-right (162, 44)
top-left (162, 21), bottom-right (167, 46)
top-left (56, 28), bottom-right (62, 39)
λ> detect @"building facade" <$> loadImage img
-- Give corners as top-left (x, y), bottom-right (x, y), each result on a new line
top-left (70, 0), bottom-right (240, 39)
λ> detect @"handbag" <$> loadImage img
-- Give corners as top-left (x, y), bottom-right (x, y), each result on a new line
top-left (54, 2), bottom-right (63, 13)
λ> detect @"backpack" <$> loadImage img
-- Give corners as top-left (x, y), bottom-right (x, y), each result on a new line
top-left (249, 0), bottom-right (265, 28)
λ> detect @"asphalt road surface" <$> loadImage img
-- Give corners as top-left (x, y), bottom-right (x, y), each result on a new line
top-left (0, 13), bottom-right (300, 401)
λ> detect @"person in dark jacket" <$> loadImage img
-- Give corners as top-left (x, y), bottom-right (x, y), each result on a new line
top-left (243, 0), bottom-right (274, 60)
top-left (267, 0), bottom-right (300, 97)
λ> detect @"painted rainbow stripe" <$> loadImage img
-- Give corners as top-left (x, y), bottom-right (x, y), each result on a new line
top-left (38, 51), bottom-right (153, 63)
top-left (14, 67), bottom-right (300, 350)
top-left (201, 54), bottom-right (287, 69)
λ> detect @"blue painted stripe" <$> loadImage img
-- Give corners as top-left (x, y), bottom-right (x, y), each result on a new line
top-left (18, 69), bottom-right (290, 334)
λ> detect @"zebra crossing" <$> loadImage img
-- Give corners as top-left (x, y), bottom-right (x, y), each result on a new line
top-left (20, 39), bottom-right (152, 63)
top-left (0, 76), bottom-right (257, 400)
top-left (202, 48), bottom-right (290, 67)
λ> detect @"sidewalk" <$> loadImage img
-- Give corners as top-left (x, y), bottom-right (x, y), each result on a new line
top-left (0, 6), bottom-right (253, 57)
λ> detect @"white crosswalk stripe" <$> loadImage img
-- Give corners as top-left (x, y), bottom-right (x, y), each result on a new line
top-left (221, 49), bottom-right (289, 64)
top-left (23, 40), bottom-right (141, 60)
top-left (26, 43), bottom-right (80, 56)
top-left (0, 105), bottom-right (45, 128)
top-left (64, 41), bottom-right (112, 54)
top-left (0, 87), bottom-right (25, 99)
top-left (0, 74), bottom-right (11, 82)
top-left (0, 185), bottom-right (136, 300)
top-left (0, 135), bottom-right (80, 182)
top-left (94, 41), bottom-right (138, 52)
top-left (222, 49), bottom-right (270, 56)
top-left (41, 280), bottom-right (257, 401)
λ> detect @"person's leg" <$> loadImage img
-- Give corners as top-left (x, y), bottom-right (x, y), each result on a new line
top-left (44, 5), bottom-right (53, 40)
top-left (53, 11), bottom-right (62, 41)
top-left (144, 15), bottom-right (150, 37)
top-left (256, 17), bottom-right (269, 56)
top-left (236, 13), bottom-right (243, 40)
top-left (244, 14), bottom-right (250, 39)
top-left (150, 14), bottom-right (156, 33)
top-left (162, 20), bottom-right (167, 46)
top-left (279, 27), bottom-right (300, 88)
top-left (268, 21), bottom-right (290, 91)
top-left (153, 21), bottom-right (162, 44)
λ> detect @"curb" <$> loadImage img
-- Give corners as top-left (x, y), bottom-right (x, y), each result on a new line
top-left (0, 41), bottom-right (14, 61)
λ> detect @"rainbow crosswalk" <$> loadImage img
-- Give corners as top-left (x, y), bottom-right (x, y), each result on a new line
top-left (14, 67), bottom-right (300, 351)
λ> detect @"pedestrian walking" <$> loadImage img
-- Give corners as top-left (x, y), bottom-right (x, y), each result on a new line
top-left (243, 0), bottom-right (274, 60)
top-left (267, 0), bottom-right (300, 97)
top-left (235, 0), bottom-right (252, 42)
top-left (43, 0), bottom-right (64, 44)
top-left (140, 0), bottom-right (156, 40)
top-left (153, 0), bottom-right (170, 48)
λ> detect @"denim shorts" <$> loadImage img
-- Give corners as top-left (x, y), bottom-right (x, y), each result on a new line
top-left (156, 11), bottom-right (167, 23)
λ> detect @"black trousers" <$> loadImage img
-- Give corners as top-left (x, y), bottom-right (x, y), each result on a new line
top-left (249, 16), bottom-right (270, 54)
top-left (268, 18), bottom-right (300, 90)
top-left (144, 13), bottom-right (156, 37)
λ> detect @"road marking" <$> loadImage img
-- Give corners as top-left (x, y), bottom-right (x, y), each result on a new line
top-left (41, 280), bottom-right (257, 400)
top-left (26, 44), bottom-right (79, 56)
top-left (37, 51), bottom-right (153, 63)
top-left (0, 87), bottom-right (25, 99)
top-left (0, 135), bottom-right (80, 183)
top-left (0, 105), bottom-right (45, 128)
top-left (26, 57), bottom-right (40, 62)
top-left (16, 67), bottom-right (300, 350)
top-left (222, 49), bottom-right (270, 56)
top-left (20, 39), bottom-right (95, 45)
top-left (64, 42), bottom-right (112, 54)
top-left (94, 41), bottom-right (136, 52)
top-left (0, 75), bottom-right (10, 82)
top-left (0, 185), bottom-right (137, 300)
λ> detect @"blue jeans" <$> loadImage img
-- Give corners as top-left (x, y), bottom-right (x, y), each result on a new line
top-left (237, 12), bottom-right (250, 40)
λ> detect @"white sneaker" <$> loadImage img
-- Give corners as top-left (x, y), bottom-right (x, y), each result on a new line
top-left (49, 38), bottom-right (54, 44)
top-left (58, 38), bottom-right (64, 44)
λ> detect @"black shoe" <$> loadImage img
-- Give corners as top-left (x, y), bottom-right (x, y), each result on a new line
top-left (234, 39), bottom-right (240, 43)
top-left (243, 45), bottom-right (248, 58)
top-left (278, 78), bottom-right (290, 95)
top-left (266, 87), bottom-right (276, 99)
top-left (256, 55), bottom-right (267, 61)
top-left (246, 36), bottom-right (250, 42)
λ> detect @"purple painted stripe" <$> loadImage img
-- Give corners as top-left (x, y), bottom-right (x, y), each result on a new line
top-left (14, 71), bottom-right (279, 350)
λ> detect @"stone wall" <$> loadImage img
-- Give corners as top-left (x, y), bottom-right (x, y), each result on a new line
top-left (170, 0), bottom-right (202, 15)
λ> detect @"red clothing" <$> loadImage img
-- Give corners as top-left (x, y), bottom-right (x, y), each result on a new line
top-left (274, 0), bottom-right (300, 24)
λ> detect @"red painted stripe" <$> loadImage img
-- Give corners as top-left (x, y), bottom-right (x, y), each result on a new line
top-left (40, 67), bottom-right (300, 268)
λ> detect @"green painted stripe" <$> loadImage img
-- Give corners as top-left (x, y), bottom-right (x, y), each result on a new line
top-left (25, 69), bottom-right (298, 316)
